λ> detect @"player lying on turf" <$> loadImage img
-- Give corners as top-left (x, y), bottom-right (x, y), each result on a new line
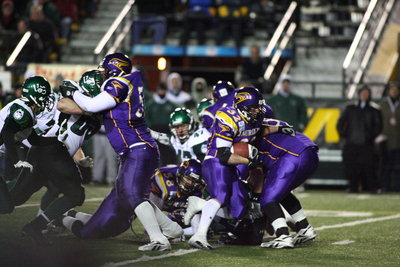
top-left (149, 159), bottom-right (205, 236)
top-left (57, 52), bottom-right (183, 251)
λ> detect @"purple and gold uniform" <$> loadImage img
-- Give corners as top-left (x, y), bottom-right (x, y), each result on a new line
top-left (149, 166), bottom-right (202, 225)
top-left (78, 71), bottom-right (160, 239)
top-left (202, 91), bottom-right (236, 131)
top-left (203, 106), bottom-right (262, 218)
top-left (256, 132), bottom-right (319, 205)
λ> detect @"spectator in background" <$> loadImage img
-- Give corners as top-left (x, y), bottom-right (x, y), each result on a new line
top-left (180, 0), bottom-right (215, 46)
top-left (337, 86), bottom-right (382, 193)
top-left (166, 72), bottom-right (192, 106)
top-left (54, 0), bottom-right (78, 41)
top-left (4, 82), bottom-right (22, 105)
top-left (145, 83), bottom-right (177, 166)
top-left (379, 82), bottom-right (400, 191)
top-left (25, 0), bottom-right (60, 32)
top-left (132, 0), bottom-right (169, 45)
top-left (0, 0), bottom-right (19, 32)
top-left (190, 77), bottom-right (209, 105)
top-left (249, 0), bottom-right (276, 34)
top-left (92, 126), bottom-right (118, 186)
top-left (215, 0), bottom-right (248, 49)
top-left (8, 19), bottom-right (44, 63)
top-left (236, 44), bottom-right (267, 92)
top-left (266, 75), bottom-right (308, 132)
top-left (28, 4), bottom-right (58, 62)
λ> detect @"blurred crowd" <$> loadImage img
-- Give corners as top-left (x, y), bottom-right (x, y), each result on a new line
top-left (0, 0), bottom-right (99, 63)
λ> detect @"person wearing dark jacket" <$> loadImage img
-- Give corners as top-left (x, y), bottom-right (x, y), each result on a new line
top-left (337, 86), bottom-right (383, 193)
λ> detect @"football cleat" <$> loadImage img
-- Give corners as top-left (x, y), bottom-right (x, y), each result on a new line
top-left (260, 234), bottom-right (294, 249)
top-left (138, 240), bottom-right (171, 251)
top-left (184, 196), bottom-right (206, 225)
top-left (188, 235), bottom-right (213, 250)
top-left (22, 223), bottom-right (51, 245)
top-left (293, 225), bottom-right (317, 245)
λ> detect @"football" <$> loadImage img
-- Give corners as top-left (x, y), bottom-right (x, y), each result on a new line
top-left (231, 142), bottom-right (258, 159)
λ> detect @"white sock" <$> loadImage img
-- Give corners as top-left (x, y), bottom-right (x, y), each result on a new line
top-left (271, 218), bottom-right (288, 232)
top-left (37, 208), bottom-right (43, 217)
top-left (151, 203), bottom-right (183, 238)
top-left (190, 214), bottom-right (201, 234)
top-left (196, 199), bottom-right (221, 238)
top-left (75, 212), bottom-right (92, 225)
top-left (183, 227), bottom-right (194, 235)
top-left (291, 209), bottom-right (307, 223)
top-left (134, 201), bottom-right (168, 243)
top-left (62, 216), bottom-right (79, 232)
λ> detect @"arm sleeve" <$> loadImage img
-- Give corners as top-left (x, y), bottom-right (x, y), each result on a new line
top-left (73, 91), bottom-right (117, 113)
top-left (27, 131), bottom-right (58, 146)
top-left (1, 118), bottom-right (21, 165)
top-left (336, 107), bottom-right (349, 138)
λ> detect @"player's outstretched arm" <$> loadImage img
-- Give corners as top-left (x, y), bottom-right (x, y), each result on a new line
top-left (57, 98), bottom-right (85, 115)
top-left (73, 91), bottom-right (117, 113)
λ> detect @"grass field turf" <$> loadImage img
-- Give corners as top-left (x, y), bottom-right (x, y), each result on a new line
top-left (0, 186), bottom-right (399, 267)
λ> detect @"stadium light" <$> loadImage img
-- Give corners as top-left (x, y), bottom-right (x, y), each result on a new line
top-left (157, 57), bottom-right (167, 71)
top-left (6, 31), bottom-right (32, 67)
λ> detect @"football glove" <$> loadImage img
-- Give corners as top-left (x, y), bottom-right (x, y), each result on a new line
top-left (78, 156), bottom-right (94, 168)
top-left (248, 201), bottom-right (263, 220)
top-left (60, 84), bottom-right (77, 98)
top-left (14, 160), bottom-right (33, 173)
top-left (150, 130), bottom-right (170, 146)
top-left (248, 155), bottom-right (263, 169)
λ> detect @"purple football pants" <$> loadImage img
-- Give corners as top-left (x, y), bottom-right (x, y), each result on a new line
top-left (79, 145), bottom-right (159, 238)
top-left (260, 147), bottom-right (319, 206)
top-left (202, 158), bottom-right (248, 219)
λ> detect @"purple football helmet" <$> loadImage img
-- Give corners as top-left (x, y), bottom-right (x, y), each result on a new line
top-left (234, 86), bottom-right (266, 123)
top-left (212, 80), bottom-right (235, 101)
top-left (98, 52), bottom-right (132, 79)
top-left (176, 159), bottom-right (205, 196)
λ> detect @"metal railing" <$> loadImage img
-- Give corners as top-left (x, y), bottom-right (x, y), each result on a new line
top-left (263, 1), bottom-right (298, 81)
top-left (342, 0), bottom-right (395, 99)
top-left (93, 0), bottom-right (136, 63)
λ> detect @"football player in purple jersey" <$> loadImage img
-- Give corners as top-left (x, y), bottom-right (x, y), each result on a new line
top-left (256, 120), bottom-right (319, 249)
top-left (188, 86), bottom-right (266, 249)
top-left (58, 53), bottom-right (182, 251)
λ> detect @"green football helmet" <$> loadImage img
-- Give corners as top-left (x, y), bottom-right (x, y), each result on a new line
top-left (169, 107), bottom-right (196, 142)
top-left (196, 98), bottom-right (213, 118)
top-left (79, 70), bottom-right (104, 97)
top-left (21, 76), bottom-right (52, 110)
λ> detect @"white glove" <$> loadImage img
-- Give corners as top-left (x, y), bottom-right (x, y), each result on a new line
top-left (58, 119), bottom-right (68, 142)
top-left (14, 160), bottom-right (33, 173)
top-left (78, 156), bottom-right (94, 168)
top-left (150, 130), bottom-right (170, 146)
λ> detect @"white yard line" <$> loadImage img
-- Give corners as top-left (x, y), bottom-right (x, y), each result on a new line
top-left (15, 197), bottom-right (104, 209)
top-left (103, 214), bottom-right (400, 266)
top-left (305, 210), bottom-right (373, 217)
top-left (102, 249), bottom-right (199, 267)
top-left (332, 240), bottom-right (355, 245)
top-left (315, 214), bottom-right (400, 231)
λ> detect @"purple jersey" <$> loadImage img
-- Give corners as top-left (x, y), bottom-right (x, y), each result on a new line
top-left (206, 106), bottom-right (262, 158)
top-left (150, 166), bottom-right (202, 212)
top-left (102, 71), bottom-right (156, 154)
top-left (256, 132), bottom-right (318, 169)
